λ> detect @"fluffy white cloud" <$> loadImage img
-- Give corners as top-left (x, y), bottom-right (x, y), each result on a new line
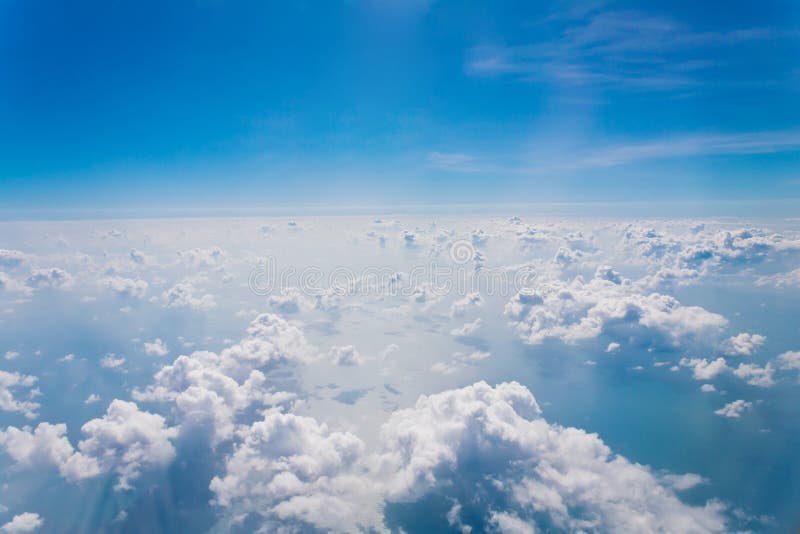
top-left (450, 292), bottom-right (484, 318)
top-left (0, 249), bottom-right (27, 269)
top-left (714, 400), bottom-right (752, 418)
top-left (718, 333), bottom-right (766, 357)
top-left (143, 338), bottom-right (169, 357)
top-left (328, 345), bottom-right (365, 366)
top-left (134, 314), bottom-right (311, 442)
top-left (25, 268), bottom-right (73, 290)
top-left (78, 400), bottom-right (178, 490)
top-left (0, 371), bottom-right (40, 419)
top-left (160, 281), bottom-right (217, 311)
top-left (506, 271), bottom-right (727, 348)
top-left (100, 354), bottom-right (125, 369)
top-left (679, 358), bottom-right (729, 380)
top-left (777, 351), bottom-right (800, 370)
top-left (0, 513), bottom-right (43, 533)
top-left (209, 411), bottom-right (379, 532)
top-left (0, 423), bottom-right (100, 481)
top-left (101, 276), bottom-right (148, 299)
top-left (375, 381), bottom-right (726, 532)
top-left (732, 362), bottom-right (775, 387)
top-left (450, 318), bottom-right (483, 337)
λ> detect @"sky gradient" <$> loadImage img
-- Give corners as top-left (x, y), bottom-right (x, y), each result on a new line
top-left (2, 0), bottom-right (800, 212)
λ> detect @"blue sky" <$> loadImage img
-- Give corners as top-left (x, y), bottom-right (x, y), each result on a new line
top-left (2, 0), bottom-right (800, 212)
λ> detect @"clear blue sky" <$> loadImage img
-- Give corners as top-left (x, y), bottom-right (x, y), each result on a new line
top-left (2, 0), bottom-right (800, 213)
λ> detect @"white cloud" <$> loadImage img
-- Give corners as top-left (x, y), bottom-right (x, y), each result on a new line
top-left (25, 268), bottom-right (73, 290)
top-left (161, 281), bottom-right (216, 311)
top-left (777, 350), bottom-right (800, 370)
top-left (0, 423), bottom-right (100, 481)
top-left (0, 371), bottom-right (40, 419)
top-left (78, 400), bottom-right (178, 490)
top-left (4, 351), bottom-right (19, 361)
top-left (679, 357), bottom-right (729, 380)
top-left (133, 314), bottom-right (311, 442)
top-left (732, 362), bottom-right (775, 387)
top-left (450, 292), bottom-right (484, 318)
top-left (700, 384), bottom-right (717, 393)
top-left (487, 511), bottom-right (535, 534)
top-left (450, 318), bottom-right (483, 337)
top-left (209, 411), bottom-right (379, 533)
top-left (100, 354), bottom-right (125, 369)
top-left (718, 333), bottom-right (766, 357)
top-left (714, 400), bottom-right (752, 418)
top-left (0, 513), bottom-right (43, 533)
top-left (84, 394), bottom-right (101, 404)
top-left (328, 345), bottom-right (365, 366)
top-left (0, 249), bottom-right (27, 269)
top-left (101, 276), bottom-right (148, 299)
top-left (143, 338), bottom-right (169, 357)
top-left (506, 272), bottom-right (727, 348)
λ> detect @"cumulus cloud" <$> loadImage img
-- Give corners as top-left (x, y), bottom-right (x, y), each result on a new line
top-left (79, 400), bottom-right (178, 490)
top-left (714, 400), bottom-right (752, 418)
top-left (679, 357), bottom-right (729, 380)
top-left (143, 338), bottom-right (169, 357)
top-left (0, 513), bottom-right (43, 533)
top-left (160, 281), bottom-right (216, 311)
top-left (0, 249), bottom-right (27, 269)
top-left (375, 381), bottom-right (726, 532)
top-left (777, 351), bottom-right (800, 371)
top-left (0, 371), bottom-right (40, 419)
top-left (209, 411), bottom-right (379, 532)
top-left (450, 292), bottom-right (484, 318)
top-left (450, 318), bottom-right (483, 337)
top-left (328, 345), bottom-right (365, 366)
top-left (506, 271), bottom-right (727, 348)
top-left (0, 423), bottom-right (100, 481)
top-left (732, 362), bottom-right (775, 387)
top-left (101, 276), bottom-right (148, 299)
top-left (25, 268), bottom-right (73, 290)
top-left (718, 333), bottom-right (766, 357)
top-left (100, 354), bottom-right (125, 369)
top-left (133, 314), bottom-right (312, 442)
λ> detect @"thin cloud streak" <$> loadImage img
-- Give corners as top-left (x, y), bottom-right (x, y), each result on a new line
top-left (428, 130), bottom-right (800, 174)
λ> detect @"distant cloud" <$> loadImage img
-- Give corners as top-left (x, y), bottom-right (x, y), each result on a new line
top-left (0, 512), bottom-right (43, 533)
top-left (466, 7), bottom-right (797, 91)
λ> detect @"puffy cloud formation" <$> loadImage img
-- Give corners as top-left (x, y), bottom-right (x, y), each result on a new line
top-left (208, 381), bottom-right (727, 532)
top-left (328, 345), bottom-right (365, 366)
top-left (375, 381), bottom-right (726, 533)
top-left (777, 351), bottom-right (800, 371)
top-left (0, 371), bottom-right (40, 419)
top-left (757, 267), bottom-right (800, 288)
top-left (143, 338), bottom-right (169, 357)
top-left (450, 318), bottom-right (483, 337)
top-left (209, 411), bottom-right (379, 532)
top-left (101, 276), bottom-right (148, 298)
top-left (714, 400), bottom-right (752, 418)
top-left (1, 401), bottom-right (176, 490)
top-left (680, 358), bottom-right (729, 381)
top-left (0, 271), bottom-right (31, 295)
top-left (79, 400), bottom-right (178, 490)
top-left (100, 354), bottom-right (125, 369)
top-left (133, 314), bottom-right (312, 442)
top-left (0, 423), bottom-right (100, 481)
top-left (732, 363), bottom-right (775, 387)
top-left (718, 333), bottom-right (766, 357)
top-left (161, 281), bottom-right (216, 311)
top-left (450, 292), bottom-right (484, 318)
top-left (176, 246), bottom-right (225, 268)
top-left (505, 271), bottom-right (727, 347)
top-left (0, 513), bottom-right (43, 533)
top-left (25, 268), bottom-right (73, 290)
top-left (0, 249), bottom-right (27, 269)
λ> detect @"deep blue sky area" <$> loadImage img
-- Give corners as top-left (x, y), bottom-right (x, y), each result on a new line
top-left (2, 0), bottom-right (800, 212)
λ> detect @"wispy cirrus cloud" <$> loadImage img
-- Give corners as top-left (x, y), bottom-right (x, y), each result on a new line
top-left (466, 7), bottom-right (799, 90)
top-left (428, 129), bottom-right (800, 174)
